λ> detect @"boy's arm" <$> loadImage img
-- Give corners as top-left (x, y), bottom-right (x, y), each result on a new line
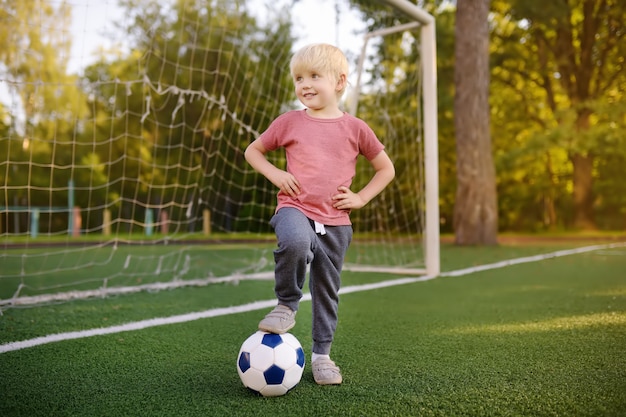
top-left (244, 138), bottom-right (301, 198)
top-left (332, 150), bottom-right (395, 211)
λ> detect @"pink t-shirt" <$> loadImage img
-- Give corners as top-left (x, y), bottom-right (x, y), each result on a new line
top-left (259, 109), bottom-right (385, 226)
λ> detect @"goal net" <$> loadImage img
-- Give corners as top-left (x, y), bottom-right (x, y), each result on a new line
top-left (0, 0), bottom-right (438, 309)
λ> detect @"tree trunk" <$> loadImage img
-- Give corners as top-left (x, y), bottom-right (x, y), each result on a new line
top-left (453, 0), bottom-right (498, 245)
top-left (571, 152), bottom-right (596, 230)
top-left (544, 151), bottom-right (558, 229)
top-left (570, 110), bottom-right (597, 230)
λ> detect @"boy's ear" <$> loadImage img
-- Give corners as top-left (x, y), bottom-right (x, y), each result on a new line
top-left (336, 74), bottom-right (347, 91)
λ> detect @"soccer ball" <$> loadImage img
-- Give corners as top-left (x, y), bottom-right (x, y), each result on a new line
top-left (237, 331), bottom-right (305, 397)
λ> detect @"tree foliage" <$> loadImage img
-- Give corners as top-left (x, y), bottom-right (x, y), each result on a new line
top-left (0, 0), bottom-right (88, 231)
top-left (350, 0), bottom-right (625, 233)
top-left (1, 0), bottom-right (625, 236)
top-left (491, 0), bottom-right (626, 230)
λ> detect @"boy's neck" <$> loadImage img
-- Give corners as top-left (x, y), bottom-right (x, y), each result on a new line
top-left (305, 107), bottom-right (344, 119)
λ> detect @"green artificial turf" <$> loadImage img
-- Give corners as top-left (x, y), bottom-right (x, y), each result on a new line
top-left (0, 242), bottom-right (625, 416)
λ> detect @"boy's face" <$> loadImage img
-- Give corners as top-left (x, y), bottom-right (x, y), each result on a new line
top-left (292, 68), bottom-right (345, 111)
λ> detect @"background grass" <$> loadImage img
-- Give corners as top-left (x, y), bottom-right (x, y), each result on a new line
top-left (1, 240), bottom-right (625, 416)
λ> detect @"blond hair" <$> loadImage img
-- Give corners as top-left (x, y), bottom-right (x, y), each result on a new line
top-left (289, 43), bottom-right (349, 96)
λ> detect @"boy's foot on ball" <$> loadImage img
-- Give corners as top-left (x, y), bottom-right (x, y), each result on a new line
top-left (258, 304), bottom-right (296, 334)
top-left (312, 358), bottom-right (342, 385)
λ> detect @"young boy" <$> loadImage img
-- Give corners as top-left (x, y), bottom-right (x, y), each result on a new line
top-left (244, 43), bottom-right (395, 385)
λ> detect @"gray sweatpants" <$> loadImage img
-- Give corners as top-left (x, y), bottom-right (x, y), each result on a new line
top-left (269, 207), bottom-right (353, 355)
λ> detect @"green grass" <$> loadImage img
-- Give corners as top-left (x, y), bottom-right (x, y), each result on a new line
top-left (0, 241), bottom-right (625, 416)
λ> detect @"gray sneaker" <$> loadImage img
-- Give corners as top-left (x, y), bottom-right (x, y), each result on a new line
top-left (258, 304), bottom-right (296, 334)
top-left (312, 358), bottom-right (343, 385)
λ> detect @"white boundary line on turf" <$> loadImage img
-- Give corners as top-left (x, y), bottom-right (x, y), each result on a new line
top-left (1, 242), bottom-right (625, 354)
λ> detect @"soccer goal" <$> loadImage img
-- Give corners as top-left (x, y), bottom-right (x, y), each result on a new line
top-left (0, 0), bottom-right (438, 309)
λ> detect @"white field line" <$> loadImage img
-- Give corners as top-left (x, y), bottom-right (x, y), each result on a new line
top-left (1, 242), bottom-right (624, 354)
top-left (1, 272), bottom-right (277, 308)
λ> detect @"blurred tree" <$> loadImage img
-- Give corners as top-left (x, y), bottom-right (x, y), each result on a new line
top-left (432, 7), bottom-right (458, 234)
top-left (491, 0), bottom-right (626, 230)
top-left (0, 0), bottom-right (90, 232)
top-left (83, 0), bottom-right (296, 233)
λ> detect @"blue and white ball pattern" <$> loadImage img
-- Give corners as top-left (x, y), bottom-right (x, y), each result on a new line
top-left (237, 331), bottom-right (305, 397)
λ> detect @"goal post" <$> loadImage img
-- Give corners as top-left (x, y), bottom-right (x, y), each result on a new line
top-left (378, 0), bottom-right (440, 277)
top-left (348, 0), bottom-right (439, 276)
top-left (0, 0), bottom-right (439, 309)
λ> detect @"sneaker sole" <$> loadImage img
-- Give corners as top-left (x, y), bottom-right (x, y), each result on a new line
top-left (314, 376), bottom-right (342, 385)
top-left (258, 321), bottom-right (295, 334)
